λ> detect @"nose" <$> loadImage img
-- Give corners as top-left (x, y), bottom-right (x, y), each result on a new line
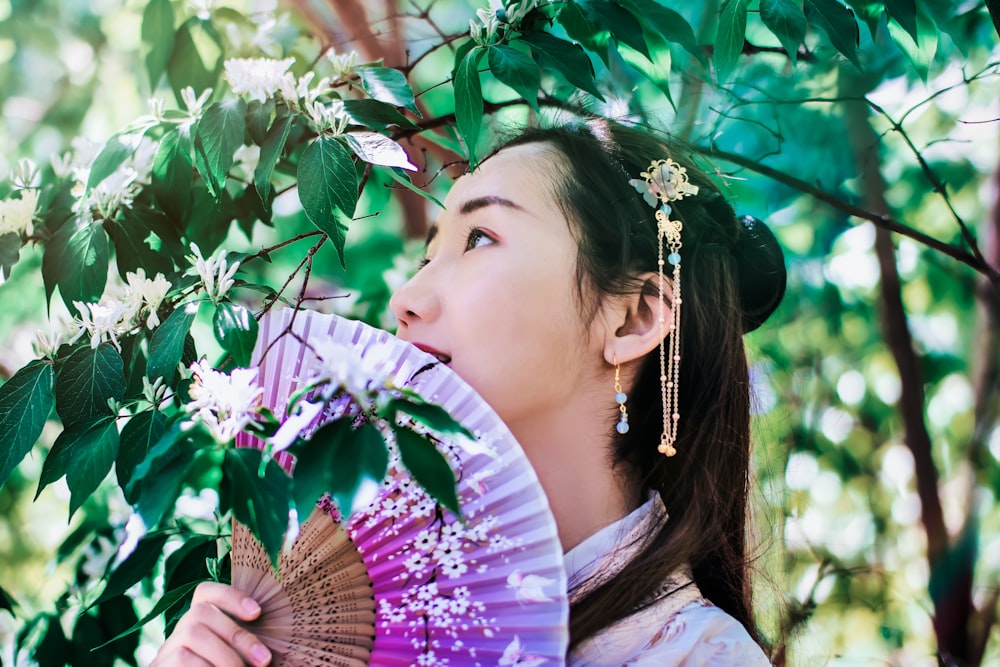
top-left (389, 262), bottom-right (441, 334)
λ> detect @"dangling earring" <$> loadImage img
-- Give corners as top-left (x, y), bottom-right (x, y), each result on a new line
top-left (614, 357), bottom-right (629, 435)
top-left (629, 157), bottom-right (698, 458)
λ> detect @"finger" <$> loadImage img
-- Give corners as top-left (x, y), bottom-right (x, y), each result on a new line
top-left (172, 600), bottom-right (272, 667)
top-left (150, 646), bottom-right (214, 667)
top-left (191, 581), bottom-right (263, 621)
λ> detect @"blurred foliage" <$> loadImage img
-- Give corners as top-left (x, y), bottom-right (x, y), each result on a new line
top-left (0, 0), bottom-right (999, 665)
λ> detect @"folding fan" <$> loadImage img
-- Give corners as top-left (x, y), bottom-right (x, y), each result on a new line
top-left (232, 309), bottom-right (568, 667)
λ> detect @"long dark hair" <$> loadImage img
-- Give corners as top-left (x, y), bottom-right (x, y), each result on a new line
top-left (497, 119), bottom-right (774, 651)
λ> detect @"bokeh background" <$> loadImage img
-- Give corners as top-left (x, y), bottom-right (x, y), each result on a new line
top-left (1, 0), bottom-right (998, 664)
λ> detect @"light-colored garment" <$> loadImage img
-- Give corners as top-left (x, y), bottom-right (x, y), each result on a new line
top-left (564, 494), bottom-right (771, 666)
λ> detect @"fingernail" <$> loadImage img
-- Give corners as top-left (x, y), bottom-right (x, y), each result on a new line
top-left (243, 598), bottom-right (261, 615)
top-left (251, 643), bottom-right (270, 665)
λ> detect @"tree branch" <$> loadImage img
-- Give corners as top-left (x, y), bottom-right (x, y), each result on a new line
top-left (844, 78), bottom-right (968, 665)
top-left (695, 144), bottom-right (1000, 284)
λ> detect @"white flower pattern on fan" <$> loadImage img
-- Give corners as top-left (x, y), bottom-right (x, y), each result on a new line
top-left (339, 428), bottom-right (552, 667)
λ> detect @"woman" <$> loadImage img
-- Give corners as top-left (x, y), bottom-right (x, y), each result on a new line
top-left (153, 119), bottom-right (785, 666)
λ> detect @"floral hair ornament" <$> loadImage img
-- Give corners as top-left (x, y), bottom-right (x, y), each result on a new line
top-left (629, 158), bottom-right (699, 457)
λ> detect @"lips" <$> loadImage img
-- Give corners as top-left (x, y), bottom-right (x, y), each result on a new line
top-left (412, 342), bottom-right (452, 365)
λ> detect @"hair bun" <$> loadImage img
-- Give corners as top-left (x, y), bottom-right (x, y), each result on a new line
top-left (733, 215), bottom-right (786, 332)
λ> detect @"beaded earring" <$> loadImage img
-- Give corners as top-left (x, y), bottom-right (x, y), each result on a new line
top-left (629, 158), bottom-right (699, 457)
top-left (614, 357), bottom-right (629, 435)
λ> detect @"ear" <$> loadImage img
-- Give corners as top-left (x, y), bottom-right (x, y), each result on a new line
top-left (598, 272), bottom-right (674, 365)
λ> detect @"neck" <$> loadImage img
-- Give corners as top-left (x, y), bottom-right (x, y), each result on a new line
top-left (506, 384), bottom-right (636, 552)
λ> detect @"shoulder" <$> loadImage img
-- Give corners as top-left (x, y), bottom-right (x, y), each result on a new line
top-left (638, 602), bottom-right (772, 666)
top-left (569, 601), bottom-right (771, 667)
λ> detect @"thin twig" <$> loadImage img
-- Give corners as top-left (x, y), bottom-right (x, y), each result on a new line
top-left (697, 144), bottom-right (1000, 285)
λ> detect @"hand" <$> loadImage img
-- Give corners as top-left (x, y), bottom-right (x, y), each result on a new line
top-left (151, 582), bottom-right (272, 667)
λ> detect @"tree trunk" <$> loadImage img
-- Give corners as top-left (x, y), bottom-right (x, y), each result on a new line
top-left (842, 75), bottom-right (975, 665)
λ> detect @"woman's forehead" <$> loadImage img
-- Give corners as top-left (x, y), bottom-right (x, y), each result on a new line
top-left (447, 143), bottom-right (558, 206)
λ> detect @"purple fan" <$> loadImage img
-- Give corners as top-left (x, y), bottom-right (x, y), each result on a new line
top-left (232, 309), bottom-right (568, 667)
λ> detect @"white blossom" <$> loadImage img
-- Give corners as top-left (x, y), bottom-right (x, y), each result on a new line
top-left (74, 300), bottom-right (131, 352)
top-left (32, 328), bottom-right (64, 359)
top-left (124, 268), bottom-right (172, 329)
top-left (51, 152), bottom-right (74, 179)
top-left (269, 399), bottom-right (325, 452)
top-left (141, 375), bottom-right (172, 409)
top-left (188, 0), bottom-right (217, 20)
top-left (90, 168), bottom-right (140, 220)
top-left (147, 96), bottom-right (166, 121)
top-left (233, 144), bottom-right (261, 175)
top-left (180, 86), bottom-right (213, 119)
top-left (186, 242), bottom-right (240, 304)
top-left (0, 189), bottom-right (38, 236)
top-left (277, 71), bottom-right (329, 106)
top-left (225, 57), bottom-right (296, 104)
top-left (326, 49), bottom-right (358, 81)
top-left (506, 570), bottom-right (555, 603)
top-left (11, 158), bottom-right (40, 189)
top-left (307, 338), bottom-right (397, 404)
top-left (184, 359), bottom-right (263, 442)
top-left (305, 98), bottom-right (348, 135)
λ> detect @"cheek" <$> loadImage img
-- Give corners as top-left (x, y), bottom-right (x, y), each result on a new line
top-left (449, 267), bottom-right (591, 422)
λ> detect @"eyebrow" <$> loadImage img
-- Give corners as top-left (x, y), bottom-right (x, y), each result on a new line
top-left (424, 195), bottom-right (525, 246)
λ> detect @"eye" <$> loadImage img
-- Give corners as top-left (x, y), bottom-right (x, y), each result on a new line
top-left (417, 256), bottom-right (431, 270)
top-left (465, 227), bottom-right (495, 252)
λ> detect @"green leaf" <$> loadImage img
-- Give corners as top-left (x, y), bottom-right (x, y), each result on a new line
top-left (37, 416), bottom-right (119, 518)
top-left (0, 232), bottom-right (20, 280)
top-left (517, 31), bottom-right (603, 100)
top-left (93, 580), bottom-right (204, 650)
top-left (715, 0), bottom-right (750, 80)
top-left (395, 426), bottom-right (460, 516)
top-left (55, 343), bottom-right (126, 427)
top-left (91, 531), bottom-right (170, 608)
top-left (346, 132), bottom-right (417, 171)
top-left (760, 0), bottom-right (808, 63)
top-left (343, 99), bottom-right (420, 130)
top-left (577, 0), bottom-right (650, 59)
top-left (106, 214), bottom-right (175, 280)
top-left (885, 0), bottom-right (918, 42)
top-left (221, 448), bottom-right (291, 567)
top-left (885, 13), bottom-right (934, 79)
top-left (147, 302), bottom-right (198, 384)
top-left (253, 113), bottom-right (292, 206)
top-left (212, 302), bottom-right (258, 367)
top-left (390, 398), bottom-right (473, 438)
top-left (0, 584), bottom-right (18, 614)
top-left (87, 137), bottom-right (133, 191)
top-left (32, 614), bottom-right (71, 667)
top-left (76, 596), bottom-right (140, 666)
top-left (454, 47), bottom-right (484, 167)
top-left (623, 1), bottom-right (703, 61)
top-left (297, 136), bottom-right (357, 268)
top-left (383, 167), bottom-right (445, 209)
top-left (117, 410), bottom-right (167, 502)
top-left (164, 534), bottom-right (216, 589)
top-left (167, 18), bottom-right (223, 102)
top-left (245, 99), bottom-right (273, 146)
top-left (47, 215), bottom-right (109, 312)
top-left (129, 424), bottom-right (205, 527)
top-left (356, 67), bottom-right (420, 116)
top-left (0, 360), bottom-right (54, 490)
top-left (804, 0), bottom-right (860, 67)
top-left (292, 420), bottom-right (389, 519)
top-left (142, 0), bottom-right (175, 88)
top-left (195, 98), bottom-right (247, 200)
top-left (487, 44), bottom-right (541, 111)
top-left (152, 126), bottom-right (194, 222)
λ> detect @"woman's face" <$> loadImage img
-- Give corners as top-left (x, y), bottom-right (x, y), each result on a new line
top-left (390, 143), bottom-right (606, 433)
